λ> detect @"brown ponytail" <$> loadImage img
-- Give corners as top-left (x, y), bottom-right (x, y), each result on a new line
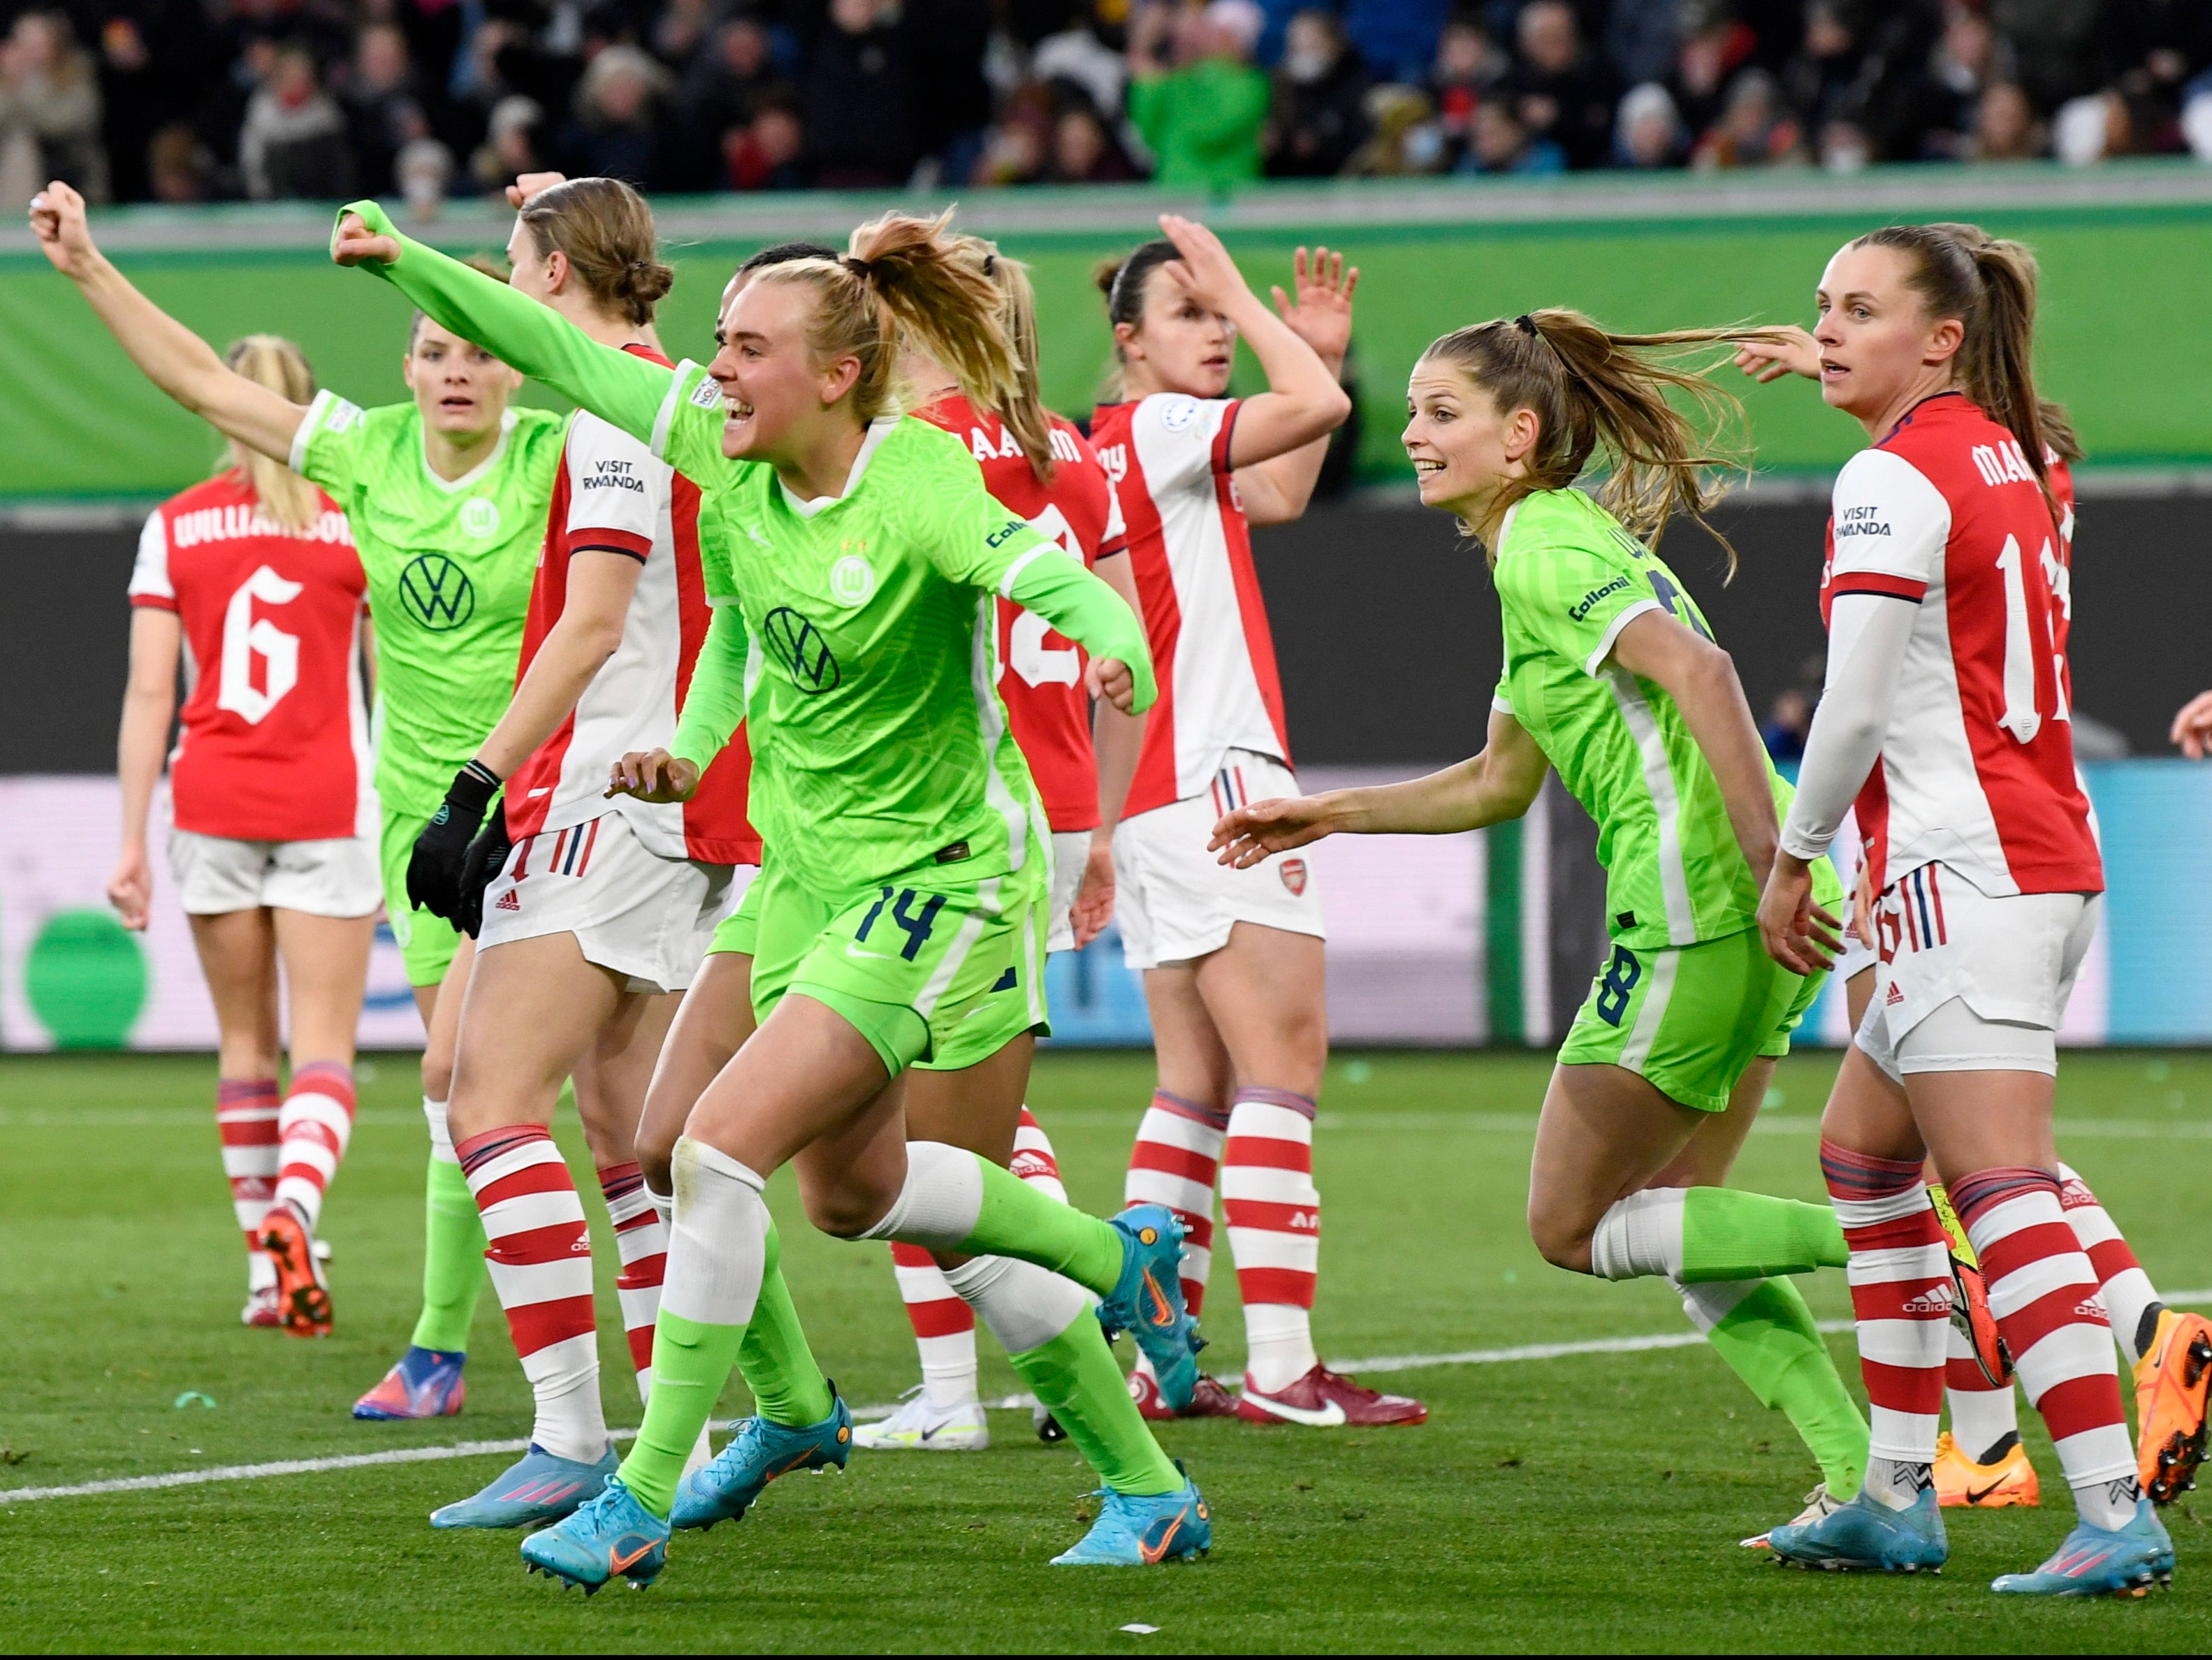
top-left (1845, 222), bottom-right (2052, 487)
top-left (221, 335), bottom-right (321, 532)
top-left (1420, 311), bottom-right (1785, 574)
top-left (749, 210), bottom-right (1023, 434)
top-left (1093, 238), bottom-right (1181, 402)
top-left (952, 235), bottom-right (1055, 483)
top-left (517, 176), bottom-right (674, 327)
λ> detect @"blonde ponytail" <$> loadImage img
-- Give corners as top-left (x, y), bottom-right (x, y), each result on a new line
top-left (952, 235), bottom-right (1056, 483)
top-left (221, 335), bottom-right (321, 532)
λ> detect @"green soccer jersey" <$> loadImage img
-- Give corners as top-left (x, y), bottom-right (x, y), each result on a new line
top-left (337, 202), bottom-right (1158, 898)
top-left (1491, 487), bottom-right (1830, 950)
top-left (289, 392), bottom-right (565, 817)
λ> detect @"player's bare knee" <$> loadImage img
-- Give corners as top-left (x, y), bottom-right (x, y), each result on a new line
top-left (796, 1171), bottom-right (896, 1239)
top-left (1527, 1200), bottom-right (1596, 1274)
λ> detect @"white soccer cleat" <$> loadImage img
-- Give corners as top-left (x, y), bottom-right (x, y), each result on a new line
top-left (850, 1387), bottom-right (989, 1452)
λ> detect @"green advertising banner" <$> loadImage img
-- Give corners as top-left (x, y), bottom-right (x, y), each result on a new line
top-left (3, 166), bottom-right (2209, 502)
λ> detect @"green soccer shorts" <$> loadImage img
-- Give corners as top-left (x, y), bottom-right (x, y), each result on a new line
top-left (706, 863), bottom-right (767, 959)
top-left (745, 863), bottom-right (1049, 1076)
top-left (1557, 926), bottom-right (1826, 1114)
top-left (379, 805), bottom-right (466, 988)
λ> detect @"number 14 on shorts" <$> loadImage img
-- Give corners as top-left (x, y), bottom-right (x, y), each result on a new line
top-left (856, 887), bottom-right (946, 961)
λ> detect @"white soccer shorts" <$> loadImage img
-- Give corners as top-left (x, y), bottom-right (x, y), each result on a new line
top-left (1112, 749), bottom-right (1325, 971)
top-left (1853, 861), bottom-right (2099, 1079)
top-left (477, 808), bottom-right (739, 995)
top-left (168, 828), bottom-right (381, 919)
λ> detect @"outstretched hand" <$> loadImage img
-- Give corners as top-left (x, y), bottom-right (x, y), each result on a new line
top-left (1209, 795), bottom-right (1336, 869)
top-left (2171, 689), bottom-right (2212, 759)
top-left (1270, 245), bottom-right (1358, 367)
top-left (1756, 851), bottom-right (1842, 976)
top-left (1732, 325), bottom-right (1819, 384)
top-left (330, 210), bottom-right (400, 268)
top-left (27, 180), bottom-right (96, 277)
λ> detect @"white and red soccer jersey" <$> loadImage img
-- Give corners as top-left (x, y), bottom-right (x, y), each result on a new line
top-left (917, 394), bottom-right (1126, 833)
top-left (1090, 393), bottom-right (1290, 817)
top-left (506, 344), bottom-right (758, 866)
top-left (129, 470), bottom-right (372, 843)
top-left (1819, 393), bottom-right (2100, 897)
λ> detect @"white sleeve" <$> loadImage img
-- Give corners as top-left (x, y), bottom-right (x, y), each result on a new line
top-left (126, 511), bottom-right (174, 606)
top-left (1099, 469), bottom-right (1128, 560)
top-left (562, 412), bottom-right (667, 560)
top-left (1779, 592), bottom-right (1917, 861)
top-left (1826, 447), bottom-right (1949, 600)
top-left (1130, 393), bottom-right (1234, 493)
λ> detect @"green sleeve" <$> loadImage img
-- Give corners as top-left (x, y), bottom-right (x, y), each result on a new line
top-left (670, 602), bottom-right (752, 772)
top-left (1126, 75), bottom-right (1167, 145)
top-left (1003, 547), bottom-right (1158, 714)
top-left (331, 199), bottom-right (727, 482)
top-left (1495, 542), bottom-right (1664, 679)
top-left (285, 388), bottom-right (371, 502)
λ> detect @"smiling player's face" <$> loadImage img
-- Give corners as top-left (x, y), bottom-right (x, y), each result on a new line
top-left (706, 275), bottom-right (859, 464)
top-left (1402, 361), bottom-right (1531, 522)
top-left (402, 319), bottom-right (522, 441)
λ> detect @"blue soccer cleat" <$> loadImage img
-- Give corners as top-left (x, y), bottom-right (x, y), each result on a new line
top-left (1097, 1204), bottom-right (1202, 1415)
top-left (1766, 1485), bottom-right (1948, 1573)
top-left (1052, 1467), bottom-right (1212, 1566)
top-left (671, 1392), bottom-right (852, 1531)
top-left (520, 1477), bottom-right (669, 1594)
top-left (429, 1443), bottom-right (618, 1530)
top-left (353, 1346), bottom-right (466, 1420)
top-left (1991, 1500), bottom-right (2175, 1597)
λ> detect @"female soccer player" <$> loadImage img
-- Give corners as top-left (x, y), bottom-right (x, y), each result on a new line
top-left (397, 176), bottom-right (762, 1529)
top-left (1740, 322), bottom-right (2211, 1519)
top-left (1748, 224), bottom-right (2179, 1594)
top-left (29, 180), bottom-right (563, 1419)
top-left (1091, 222), bottom-right (1425, 1426)
top-left (1211, 310), bottom-right (1873, 1510)
top-left (333, 200), bottom-right (1211, 1580)
top-left (856, 238), bottom-right (1145, 1453)
top-left (109, 332), bottom-right (375, 1337)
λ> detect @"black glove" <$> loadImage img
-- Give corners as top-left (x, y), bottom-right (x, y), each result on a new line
top-left (455, 798), bottom-right (513, 940)
top-left (407, 760), bottom-right (500, 920)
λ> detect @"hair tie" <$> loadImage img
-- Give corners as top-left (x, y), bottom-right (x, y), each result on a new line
top-left (842, 254), bottom-right (873, 281)
top-left (982, 253), bottom-right (997, 277)
top-left (1514, 314), bottom-right (1538, 337)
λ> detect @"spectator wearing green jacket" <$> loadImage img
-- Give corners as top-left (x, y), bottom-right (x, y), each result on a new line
top-left (1126, 0), bottom-right (1272, 191)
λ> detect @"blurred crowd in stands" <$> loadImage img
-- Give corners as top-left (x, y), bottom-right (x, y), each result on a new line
top-left (4, 0), bottom-right (2211, 210)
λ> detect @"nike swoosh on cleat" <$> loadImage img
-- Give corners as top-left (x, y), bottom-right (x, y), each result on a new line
top-left (1139, 1513), bottom-right (1186, 1564)
top-left (1140, 1269), bottom-right (1174, 1327)
top-left (1964, 1480), bottom-right (2013, 1504)
top-left (1246, 1397), bottom-right (1346, 1427)
top-left (608, 1538), bottom-right (657, 1573)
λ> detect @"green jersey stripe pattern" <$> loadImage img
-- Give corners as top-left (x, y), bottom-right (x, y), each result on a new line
top-left (1490, 487), bottom-right (1835, 950)
top-left (289, 388), bottom-right (563, 818)
top-left (337, 200), bottom-right (1156, 904)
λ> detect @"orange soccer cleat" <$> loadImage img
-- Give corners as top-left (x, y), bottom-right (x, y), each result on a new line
top-left (258, 1202), bottom-right (333, 1338)
top-left (2133, 1308), bottom-right (2212, 1505)
top-left (1929, 1181), bottom-right (2012, 1387)
top-left (1933, 1430), bottom-right (2039, 1508)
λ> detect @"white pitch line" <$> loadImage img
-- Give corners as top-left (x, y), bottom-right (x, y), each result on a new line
top-left (9, 1293), bottom-right (2209, 1506)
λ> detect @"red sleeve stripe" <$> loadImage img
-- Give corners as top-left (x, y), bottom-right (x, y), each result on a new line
top-left (1828, 571), bottom-right (1927, 602)
top-left (1098, 537), bottom-right (1130, 560)
top-left (129, 594), bottom-right (179, 611)
top-left (1212, 400), bottom-right (1241, 476)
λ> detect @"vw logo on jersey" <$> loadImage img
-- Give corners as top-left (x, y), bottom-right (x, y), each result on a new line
top-left (762, 606), bottom-right (841, 693)
top-left (458, 496), bottom-right (502, 539)
top-left (828, 554), bottom-right (876, 607)
top-left (398, 553), bottom-right (476, 631)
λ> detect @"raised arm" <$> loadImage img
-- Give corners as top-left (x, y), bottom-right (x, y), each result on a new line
top-left (331, 201), bottom-right (701, 469)
top-left (31, 182), bottom-right (305, 463)
top-left (1212, 704), bottom-right (1549, 867)
top-left (1234, 246), bottom-right (1358, 526)
top-left (1154, 216), bottom-right (1351, 470)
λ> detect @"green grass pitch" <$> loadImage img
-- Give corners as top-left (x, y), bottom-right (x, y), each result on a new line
top-left (3, 1048), bottom-right (2209, 1653)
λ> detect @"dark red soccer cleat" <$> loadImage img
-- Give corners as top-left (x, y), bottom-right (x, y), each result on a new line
top-left (1235, 1364), bottom-right (1427, 1427)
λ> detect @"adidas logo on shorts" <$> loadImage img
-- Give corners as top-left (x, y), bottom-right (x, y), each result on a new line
top-left (496, 890), bottom-right (521, 912)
